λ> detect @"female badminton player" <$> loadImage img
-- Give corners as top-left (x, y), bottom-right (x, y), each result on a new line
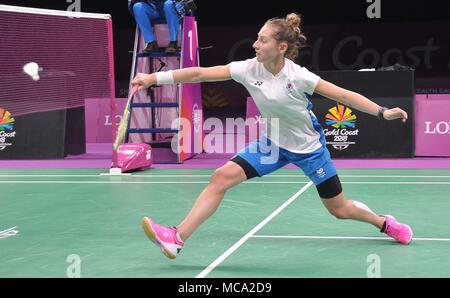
top-left (132, 13), bottom-right (413, 259)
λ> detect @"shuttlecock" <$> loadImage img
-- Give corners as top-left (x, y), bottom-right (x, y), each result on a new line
top-left (23, 62), bottom-right (40, 81)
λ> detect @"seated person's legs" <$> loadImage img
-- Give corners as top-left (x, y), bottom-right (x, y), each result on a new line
top-left (132, 2), bottom-right (161, 52)
top-left (163, 0), bottom-right (182, 52)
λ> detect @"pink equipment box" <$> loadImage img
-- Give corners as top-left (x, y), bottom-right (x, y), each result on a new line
top-left (114, 144), bottom-right (153, 172)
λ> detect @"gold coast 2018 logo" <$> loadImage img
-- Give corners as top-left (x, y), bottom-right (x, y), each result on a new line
top-left (323, 104), bottom-right (359, 151)
top-left (0, 108), bottom-right (16, 151)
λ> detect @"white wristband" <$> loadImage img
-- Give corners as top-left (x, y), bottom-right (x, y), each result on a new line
top-left (155, 71), bottom-right (174, 85)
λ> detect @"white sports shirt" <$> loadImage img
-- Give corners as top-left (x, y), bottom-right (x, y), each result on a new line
top-left (230, 57), bottom-right (323, 153)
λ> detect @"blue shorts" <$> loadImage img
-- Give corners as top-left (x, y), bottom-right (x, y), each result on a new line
top-left (235, 136), bottom-right (337, 186)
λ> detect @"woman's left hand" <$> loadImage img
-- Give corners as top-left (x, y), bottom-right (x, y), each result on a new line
top-left (383, 108), bottom-right (408, 123)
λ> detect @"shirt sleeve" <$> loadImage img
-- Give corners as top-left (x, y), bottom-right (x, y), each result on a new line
top-left (229, 60), bottom-right (249, 84)
top-left (297, 67), bottom-right (321, 95)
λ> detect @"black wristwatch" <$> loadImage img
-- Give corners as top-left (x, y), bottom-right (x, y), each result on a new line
top-left (377, 106), bottom-right (388, 120)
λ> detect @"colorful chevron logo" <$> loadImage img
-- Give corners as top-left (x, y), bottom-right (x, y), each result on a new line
top-left (0, 108), bottom-right (15, 131)
top-left (325, 104), bottom-right (357, 129)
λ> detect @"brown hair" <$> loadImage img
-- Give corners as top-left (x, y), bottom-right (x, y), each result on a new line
top-left (265, 13), bottom-right (307, 61)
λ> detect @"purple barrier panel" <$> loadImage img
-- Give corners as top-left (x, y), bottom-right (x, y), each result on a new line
top-left (419, 94), bottom-right (450, 100)
top-left (415, 94), bottom-right (450, 156)
top-left (85, 98), bottom-right (126, 143)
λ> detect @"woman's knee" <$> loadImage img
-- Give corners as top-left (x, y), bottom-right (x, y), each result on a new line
top-left (322, 194), bottom-right (352, 220)
top-left (328, 207), bottom-right (350, 220)
top-left (210, 168), bottom-right (231, 191)
top-left (209, 165), bottom-right (244, 191)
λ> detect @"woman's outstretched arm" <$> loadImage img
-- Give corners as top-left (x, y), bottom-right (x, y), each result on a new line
top-left (314, 79), bottom-right (408, 122)
top-left (131, 65), bottom-right (232, 90)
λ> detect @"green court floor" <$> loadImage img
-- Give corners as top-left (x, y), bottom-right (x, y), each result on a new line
top-left (1, 168), bottom-right (450, 277)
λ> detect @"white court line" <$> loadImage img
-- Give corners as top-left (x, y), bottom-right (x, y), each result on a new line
top-left (0, 226), bottom-right (17, 234)
top-left (0, 180), bottom-right (304, 184)
top-left (325, 175), bottom-right (450, 178)
top-left (0, 175), bottom-right (106, 178)
top-left (252, 235), bottom-right (450, 242)
top-left (0, 181), bottom-right (450, 185)
top-left (341, 182), bottom-right (450, 185)
top-left (195, 181), bottom-right (314, 278)
top-left (0, 174), bottom-right (450, 178)
top-left (0, 226), bottom-right (19, 240)
top-left (128, 175), bottom-right (450, 178)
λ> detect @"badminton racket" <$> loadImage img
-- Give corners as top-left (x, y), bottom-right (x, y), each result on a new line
top-left (113, 85), bottom-right (139, 151)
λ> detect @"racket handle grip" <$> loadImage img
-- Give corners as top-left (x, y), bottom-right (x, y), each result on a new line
top-left (131, 84), bottom-right (139, 95)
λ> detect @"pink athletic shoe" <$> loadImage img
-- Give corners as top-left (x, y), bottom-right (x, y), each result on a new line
top-left (142, 217), bottom-right (184, 259)
top-left (382, 215), bottom-right (413, 245)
